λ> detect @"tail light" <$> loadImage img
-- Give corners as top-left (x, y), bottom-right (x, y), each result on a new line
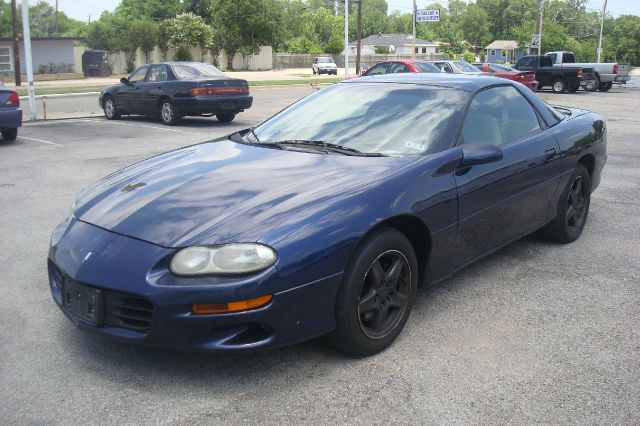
top-left (6, 91), bottom-right (19, 106)
top-left (613, 64), bottom-right (618, 74)
top-left (577, 68), bottom-right (583, 78)
top-left (189, 86), bottom-right (249, 96)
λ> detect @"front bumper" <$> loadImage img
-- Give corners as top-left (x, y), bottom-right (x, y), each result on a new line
top-left (174, 95), bottom-right (253, 116)
top-left (49, 219), bottom-right (341, 351)
top-left (0, 107), bottom-right (22, 129)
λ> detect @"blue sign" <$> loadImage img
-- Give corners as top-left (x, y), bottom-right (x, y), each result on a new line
top-left (416, 9), bottom-right (440, 22)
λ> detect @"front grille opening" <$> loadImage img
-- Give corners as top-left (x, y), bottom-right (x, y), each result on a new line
top-left (104, 293), bottom-right (154, 332)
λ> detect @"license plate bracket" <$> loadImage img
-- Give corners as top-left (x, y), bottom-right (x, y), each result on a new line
top-left (63, 280), bottom-right (104, 326)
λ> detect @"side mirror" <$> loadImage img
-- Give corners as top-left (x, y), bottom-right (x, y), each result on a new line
top-left (120, 77), bottom-right (129, 84)
top-left (460, 143), bottom-right (503, 167)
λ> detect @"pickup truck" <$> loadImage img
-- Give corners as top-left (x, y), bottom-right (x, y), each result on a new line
top-left (545, 51), bottom-right (630, 92)
top-left (513, 55), bottom-right (597, 93)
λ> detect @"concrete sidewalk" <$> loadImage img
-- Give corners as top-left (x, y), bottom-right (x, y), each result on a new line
top-left (4, 68), bottom-right (356, 90)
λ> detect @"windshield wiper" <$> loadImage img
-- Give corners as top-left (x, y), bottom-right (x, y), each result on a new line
top-left (274, 140), bottom-right (387, 157)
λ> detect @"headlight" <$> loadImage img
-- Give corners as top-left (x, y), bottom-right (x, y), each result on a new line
top-left (170, 243), bottom-right (277, 276)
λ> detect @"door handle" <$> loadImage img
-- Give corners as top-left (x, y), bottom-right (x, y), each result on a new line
top-left (545, 148), bottom-right (558, 160)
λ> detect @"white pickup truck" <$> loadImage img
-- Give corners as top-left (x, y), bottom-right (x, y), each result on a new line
top-left (545, 51), bottom-right (630, 92)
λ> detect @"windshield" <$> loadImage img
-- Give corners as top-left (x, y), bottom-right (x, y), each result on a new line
top-left (172, 63), bottom-right (226, 79)
top-left (317, 58), bottom-right (333, 63)
top-left (250, 83), bottom-right (468, 157)
top-left (454, 61), bottom-right (481, 72)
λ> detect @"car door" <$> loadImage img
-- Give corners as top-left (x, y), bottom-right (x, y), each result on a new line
top-left (140, 64), bottom-right (169, 115)
top-left (117, 65), bottom-right (149, 113)
top-left (454, 85), bottom-right (562, 264)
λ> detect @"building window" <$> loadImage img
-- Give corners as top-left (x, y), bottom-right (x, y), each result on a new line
top-left (422, 47), bottom-right (427, 54)
top-left (490, 49), bottom-right (496, 56)
top-left (0, 47), bottom-right (12, 72)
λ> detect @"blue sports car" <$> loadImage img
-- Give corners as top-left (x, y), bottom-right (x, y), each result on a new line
top-left (49, 74), bottom-right (606, 356)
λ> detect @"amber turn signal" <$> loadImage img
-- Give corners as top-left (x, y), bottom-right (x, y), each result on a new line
top-left (192, 294), bottom-right (273, 314)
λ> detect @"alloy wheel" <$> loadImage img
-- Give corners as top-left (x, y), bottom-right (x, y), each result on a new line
top-left (357, 250), bottom-right (411, 339)
top-left (161, 102), bottom-right (174, 123)
top-left (566, 176), bottom-right (587, 231)
top-left (105, 99), bottom-right (114, 118)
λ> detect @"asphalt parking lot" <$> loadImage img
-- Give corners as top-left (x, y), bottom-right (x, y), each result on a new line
top-left (1, 84), bottom-right (639, 424)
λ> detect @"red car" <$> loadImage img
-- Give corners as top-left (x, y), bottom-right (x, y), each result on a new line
top-left (473, 63), bottom-right (539, 90)
top-left (354, 60), bottom-right (442, 78)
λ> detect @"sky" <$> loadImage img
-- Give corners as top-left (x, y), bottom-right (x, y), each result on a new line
top-left (42, 0), bottom-right (640, 23)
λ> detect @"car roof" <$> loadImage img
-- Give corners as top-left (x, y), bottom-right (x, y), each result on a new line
top-left (341, 73), bottom-right (515, 91)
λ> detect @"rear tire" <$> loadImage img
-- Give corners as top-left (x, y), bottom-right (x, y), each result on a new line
top-left (1, 128), bottom-right (18, 142)
top-left (552, 78), bottom-right (566, 93)
top-left (541, 164), bottom-right (591, 244)
top-left (159, 99), bottom-right (180, 126)
top-left (598, 82), bottom-right (613, 92)
top-left (326, 228), bottom-right (418, 357)
top-left (216, 113), bottom-right (236, 123)
top-left (103, 96), bottom-right (121, 120)
top-left (584, 76), bottom-right (599, 92)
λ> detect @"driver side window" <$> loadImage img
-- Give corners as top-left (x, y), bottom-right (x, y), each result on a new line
top-left (128, 66), bottom-right (149, 83)
top-left (461, 86), bottom-right (541, 147)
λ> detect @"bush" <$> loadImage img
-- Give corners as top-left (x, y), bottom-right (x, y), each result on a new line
top-left (174, 45), bottom-right (193, 61)
top-left (463, 52), bottom-right (475, 63)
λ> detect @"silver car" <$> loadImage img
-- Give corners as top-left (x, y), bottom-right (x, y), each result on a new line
top-left (312, 57), bottom-right (338, 75)
top-left (429, 60), bottom-right (485, 75)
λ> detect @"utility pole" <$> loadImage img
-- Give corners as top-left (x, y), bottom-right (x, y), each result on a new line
top-left (412, 0), bottom-right (416, 60)
top-left (344, 0), bottom-right (349, 78)
top-left (21, 0), bottom-right (36, 120)
top-left (355, 0), bottom-right (362, 74)
top-left (597, 0), bottom-right (607, 62)
top-left (536, 0), bottom-right (543, 55)
top-left (11, 0), bottom-right (21, 86)
top-left (55, 0), bottom-right (59, 34)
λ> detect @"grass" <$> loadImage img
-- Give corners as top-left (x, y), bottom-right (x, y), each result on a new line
top-left (14, 78), bottom-right (343, 96)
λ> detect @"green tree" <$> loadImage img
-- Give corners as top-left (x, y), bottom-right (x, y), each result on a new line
top-left (165, 13), bottom-right (213, 60)
top-left (511, 18), bottom-right (579, 53)
top-left (129, 20), bottom-right (159, 63)
top-left (114, 0), bottom-right (183, 21)
top-left (212, 0), bottom-right (283, 69)
top-left (461, 4), bottom-right (491, 48)
top-left (605, 15), bottom-right (640, 65)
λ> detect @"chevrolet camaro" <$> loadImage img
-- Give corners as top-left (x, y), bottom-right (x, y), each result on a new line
top-left (49, 74), bottom-right (606, 356)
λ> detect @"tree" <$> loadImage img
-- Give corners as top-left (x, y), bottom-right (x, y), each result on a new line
top-left (212, 0), bottom-right (283, 69)
top-left (114, 0), bottom-right (183, 21)
top-left (129, 20), bottom-right (159, 63)
top-left (605, 15), bottom-right (640, 65)
top-left (511, 18), bottom-right (579, 53)
top-left (165, 13), bottom-right (213, 60)
top-left (461, 4), bottom-right (491, 48)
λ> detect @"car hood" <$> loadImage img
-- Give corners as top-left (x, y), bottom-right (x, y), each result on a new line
top-left (74, 139), bottom-right (414, 248)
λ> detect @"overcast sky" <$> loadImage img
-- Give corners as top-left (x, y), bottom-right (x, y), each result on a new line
top-left (47, 0), bottom-right (640, 23)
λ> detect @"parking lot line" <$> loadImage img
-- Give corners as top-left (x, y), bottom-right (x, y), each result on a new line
top-left (18, 136), bottom-right (63, 146)
top-left (81, 119), bottom-right (208, 136)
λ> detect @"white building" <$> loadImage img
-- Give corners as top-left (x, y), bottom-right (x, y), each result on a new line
top-left (347, 33), bottom-right (438, 56)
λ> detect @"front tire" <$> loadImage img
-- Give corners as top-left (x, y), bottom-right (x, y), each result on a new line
top-left (552, 78), bottom-right (566, 93)
top-left (159, 99), bottom-right (180, 126)
top-left (216, 113), bottom-right (236, 123)
top-left (103, 96), bottom-right (121, 120)
top-left (327, 228), bottom-right (418, 357)
top-left (541, 164), bottom-right (591, 244)
top-left (1, 128), bottom-right (18, 142)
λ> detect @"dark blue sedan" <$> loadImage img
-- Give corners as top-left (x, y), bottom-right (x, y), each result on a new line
top-left (0, 84), bottom-right (21, 142)
top-left (99, 62), bottom-right (252, 125)
top-left (49, 74), bottom-right (606, 356)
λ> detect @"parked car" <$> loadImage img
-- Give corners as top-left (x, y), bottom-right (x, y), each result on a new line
top-left (473, 63), bottom-right (539, 90)
top-left (429, 60), bottom-right (485, 75)
top-left (312, 57), bottom-right (338, 75)
top-left (513, 55), bottom-right (597, 93)
top-left (545, 51), bottom-right (630, 92)
top-left (50, 74), bottom-right (606, 356)
top-left (0, 84), bottom-right (21, 142)
top-left (358, 60), bottom-right (442, 77)
top-left (99, 62), bottom-right (252, 125)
